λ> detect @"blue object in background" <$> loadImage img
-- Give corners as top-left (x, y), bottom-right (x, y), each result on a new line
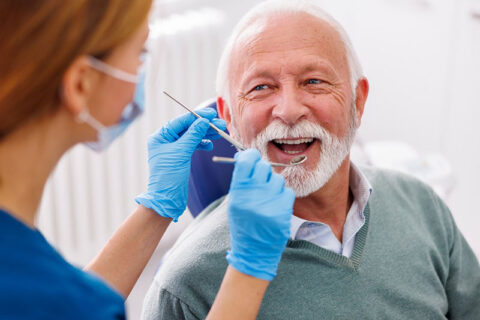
top-left (187, 101), bottom-right (236, 217)
top-left (135, 108), bottom-right (225, 222)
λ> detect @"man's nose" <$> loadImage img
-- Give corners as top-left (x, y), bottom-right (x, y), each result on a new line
top-left (271, 88), bottom-right (309, 125)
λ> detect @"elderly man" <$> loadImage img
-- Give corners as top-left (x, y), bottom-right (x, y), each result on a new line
top-left (142, 1), bottom-right (480, 319)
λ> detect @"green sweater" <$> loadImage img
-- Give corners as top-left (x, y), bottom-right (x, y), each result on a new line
top-left (142, 167), bottom-right (480, 320)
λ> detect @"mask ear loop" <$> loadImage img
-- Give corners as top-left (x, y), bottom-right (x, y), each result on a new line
top-left (76, 109), bottom-right (106, 132)
top-left (80, 55), bottom-right (148, 129)
top-left (87, 56), bottom-right (139, 83)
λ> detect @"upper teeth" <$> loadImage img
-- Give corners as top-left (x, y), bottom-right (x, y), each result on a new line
top-left (273, 138), bottom-right (314, 145)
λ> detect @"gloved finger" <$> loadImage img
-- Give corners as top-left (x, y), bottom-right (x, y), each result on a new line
top-left (204, 119), bottom-right (227, 140)
top-left (274, 187), bottom-right (296, 220)
top-left (212, 118), bottom-right (227, 130)
top-left (250, 160), bottom-right (272, 184)
top-left (268, 172), bottom-right (287, 194)
top-left (176, 118), bottom-right (211, 151)
top-left (148, 125), bottom-right (179, 145)
top-left (167, 108), bottom-right (218, 138)
top-left (233, 148), bottom-right (260, 161)
top-left (283, 187), bottom-right (296, 207)
top-left (195, 107), bottom-right (218, 120)
top-left (196, 139), bottom-right (213, 151)
top-left (165, 113), bottom-right (198, 137)
top-left (231, 149), bottom-right (261, 182)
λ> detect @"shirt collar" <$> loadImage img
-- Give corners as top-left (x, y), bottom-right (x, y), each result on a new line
top-left (289, 161), bottom-right (373, 239)
top-left (290, 215), bottom-right (308, 238)
top-left (349, 161), bottom-right (373, 210)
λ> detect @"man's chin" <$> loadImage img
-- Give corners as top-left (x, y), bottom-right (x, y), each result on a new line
top-left (281, 155), bottom-right (349, 198)
top-left (281, 165), bottom-right (323, 198)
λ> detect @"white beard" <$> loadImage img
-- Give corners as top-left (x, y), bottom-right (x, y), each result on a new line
top-left (233, 111), bottom-right (357, 198)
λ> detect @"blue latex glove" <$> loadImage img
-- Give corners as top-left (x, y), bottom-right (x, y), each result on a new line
top-left (135, 108), bottom-right (226, 221)
top-left (226, 149), bottom-right (295, 281)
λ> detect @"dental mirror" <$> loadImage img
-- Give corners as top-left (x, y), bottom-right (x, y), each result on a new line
top-left (212, 154), bottom-right (307, 168)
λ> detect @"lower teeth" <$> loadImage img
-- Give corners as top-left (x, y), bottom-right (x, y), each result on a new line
top-left (284, 150), bottom-right (301, 155)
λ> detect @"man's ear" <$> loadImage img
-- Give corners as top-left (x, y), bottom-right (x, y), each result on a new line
top-left (354, 78), bottom-right (369, 128)
top-left (217, 97), bottom-right (233, 132)
top-left (61, 56), bottom-right (95, 116)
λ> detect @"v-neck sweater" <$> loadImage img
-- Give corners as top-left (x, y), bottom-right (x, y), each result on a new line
top-left (142, 167), bottom-right (480, 320)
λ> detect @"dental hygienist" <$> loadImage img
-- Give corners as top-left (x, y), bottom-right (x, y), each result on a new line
top-left (0, 1), bottom-right (295, 319)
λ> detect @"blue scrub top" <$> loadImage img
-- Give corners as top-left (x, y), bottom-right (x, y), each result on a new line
top-left (0, 209), bottom-right (125, 319)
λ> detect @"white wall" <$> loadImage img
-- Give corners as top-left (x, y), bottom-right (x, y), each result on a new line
top-left (336, 0), bottom-right (480, 255)
top-left (443, 0), bottom-right (480, 256)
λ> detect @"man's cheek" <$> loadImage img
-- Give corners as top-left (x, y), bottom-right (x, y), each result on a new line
top-left (229, 123), bottom-right (241, 141)
top-left (243, 118), bottom-right (265, 141)
top-left (229, 122), bottom-right (249, 146)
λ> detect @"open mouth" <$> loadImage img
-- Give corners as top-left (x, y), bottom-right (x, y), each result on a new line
top-left (271, 138), bottom-right (316, 155)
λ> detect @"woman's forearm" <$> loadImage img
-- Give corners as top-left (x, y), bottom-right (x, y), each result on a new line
top-left (85, 205), bottom-right (171, 298)
top-left (206, 266), bottom-right (270, 320)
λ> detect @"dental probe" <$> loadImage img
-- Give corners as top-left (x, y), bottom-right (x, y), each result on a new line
top-left (163, 91), bottom-right (308, 167)
top-left (163, 91), bottom-right (245, 151)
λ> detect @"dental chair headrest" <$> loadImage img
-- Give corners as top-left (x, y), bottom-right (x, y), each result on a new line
top-left (187, 100), bottom-right (236, 217)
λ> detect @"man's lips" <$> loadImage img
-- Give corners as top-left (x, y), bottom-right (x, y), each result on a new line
top-left (271, 138), bottom-right (316, 155)
top-left (262, 137), bottom-right (320, 169)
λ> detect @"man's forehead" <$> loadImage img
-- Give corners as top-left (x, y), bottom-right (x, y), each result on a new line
top-left (231, 12), bottom-right (348, 77)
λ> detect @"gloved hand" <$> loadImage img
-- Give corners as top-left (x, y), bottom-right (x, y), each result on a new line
top-left (135, 108), bottom-right (226, 221)
top-left (226, 149), bottom-right (295, 281)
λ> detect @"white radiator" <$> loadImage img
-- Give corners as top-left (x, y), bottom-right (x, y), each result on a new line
top-left (36, 7), bottom-right (227, 267)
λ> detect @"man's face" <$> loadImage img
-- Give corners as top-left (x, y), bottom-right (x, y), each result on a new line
top-left (225, 13), bottom-right (360, 196)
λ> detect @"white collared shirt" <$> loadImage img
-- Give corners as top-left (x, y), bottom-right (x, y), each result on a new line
top-left (290, 162), bottom-right (373, 258)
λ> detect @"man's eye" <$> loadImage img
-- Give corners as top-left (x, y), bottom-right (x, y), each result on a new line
top-left (306, 79), bottom-right (322, 85)
top-left (253, 84), bottom-right (269, 91)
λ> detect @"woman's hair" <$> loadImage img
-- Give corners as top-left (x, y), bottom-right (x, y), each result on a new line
top-left (0, 0), bottom-right (153, 140)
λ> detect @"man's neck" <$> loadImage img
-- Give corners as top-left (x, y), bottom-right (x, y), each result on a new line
top-left (293, 158), bottom-right (353, 242)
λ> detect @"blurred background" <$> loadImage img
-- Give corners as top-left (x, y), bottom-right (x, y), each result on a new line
top-left (36, 0), bottom-right (480, 318)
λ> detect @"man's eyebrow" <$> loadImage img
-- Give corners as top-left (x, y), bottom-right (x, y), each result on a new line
top-left (300, 62), bottom-right (337, 76)
top-left (240, 69), bottom-right (277, 88)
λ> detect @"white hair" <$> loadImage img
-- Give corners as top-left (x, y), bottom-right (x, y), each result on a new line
top-left (215, 0), bottom-right (364, 111)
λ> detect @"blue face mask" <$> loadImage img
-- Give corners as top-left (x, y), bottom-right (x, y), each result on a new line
top-left (76, 56), bottom-right (146, 152)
